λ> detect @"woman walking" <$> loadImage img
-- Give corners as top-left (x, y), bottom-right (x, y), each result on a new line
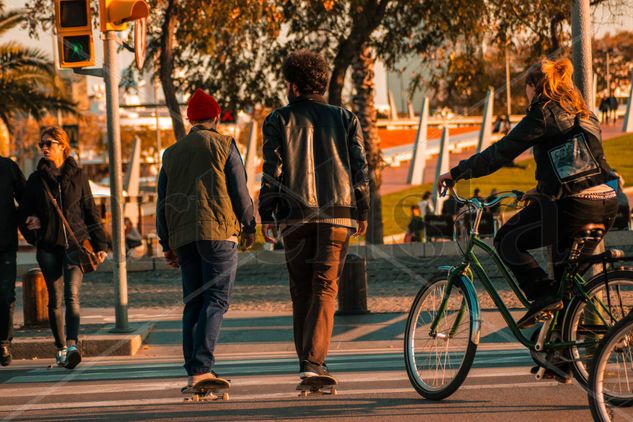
top-left (20, 126), bottom-right (107, 369)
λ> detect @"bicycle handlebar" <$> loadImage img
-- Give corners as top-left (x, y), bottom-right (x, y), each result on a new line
top-left (440, 180), bottom-right (523, 209)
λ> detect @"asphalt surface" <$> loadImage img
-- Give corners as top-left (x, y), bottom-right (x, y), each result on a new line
top-left (0, 343), bottom-right (600, 422)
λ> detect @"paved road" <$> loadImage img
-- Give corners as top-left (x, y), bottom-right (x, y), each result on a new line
top-left (0, 344), bottom-right (598, 421)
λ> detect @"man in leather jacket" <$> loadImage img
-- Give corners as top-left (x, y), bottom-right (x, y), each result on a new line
top-left (259, 50), bottom-right (370, 379)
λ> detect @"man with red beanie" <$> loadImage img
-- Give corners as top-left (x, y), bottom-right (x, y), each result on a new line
top-left (157, 88), bottom-right (256, 388)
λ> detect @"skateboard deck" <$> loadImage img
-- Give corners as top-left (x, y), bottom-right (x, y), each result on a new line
top-left (296, 375), bottom-right (338, 397)
top-left (182, 377), bottom-right (231, 402)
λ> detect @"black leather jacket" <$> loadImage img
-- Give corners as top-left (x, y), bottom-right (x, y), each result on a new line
top-left (450, 96), bottom-right (615, 199)
top-left (259, 94), bottom-right (370, 224)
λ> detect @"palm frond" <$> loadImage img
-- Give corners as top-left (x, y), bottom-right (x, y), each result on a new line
top-left (0, 9), bottom-right (26, 37)
top-left (0, 42), bottom-right (55, 75)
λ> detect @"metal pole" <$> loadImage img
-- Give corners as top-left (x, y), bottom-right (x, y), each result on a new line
top-left (103, 31), bottom-right (130, 333)
top-left (505, 42), bottom-right (511, 117)
top-left (52, 33), bottom-right (63, 126)
top-left (153, 79), bottom-right (162, 163)
top-left (572, 0), bottom-right (593, 107)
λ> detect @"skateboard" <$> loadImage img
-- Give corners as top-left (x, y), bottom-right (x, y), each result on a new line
top-left (182, 378), bottom-right (231, 402)
top-left (296, 375), bottom-right (338, 397)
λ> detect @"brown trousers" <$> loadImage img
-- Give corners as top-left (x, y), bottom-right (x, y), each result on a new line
top-left (282, 223), bottom-right (352, 365)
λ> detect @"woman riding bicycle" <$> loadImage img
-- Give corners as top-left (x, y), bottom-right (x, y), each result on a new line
top-left (438, 57), bottom-right (619, 328)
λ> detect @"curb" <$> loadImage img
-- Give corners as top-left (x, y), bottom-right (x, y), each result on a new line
top-left (11, 322), bottom-right (155, 360)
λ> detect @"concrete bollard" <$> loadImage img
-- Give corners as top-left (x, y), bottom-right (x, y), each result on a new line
top-left (337, 254), bottom-right (369, 315)
top-left (22, 268), bottom-right (48, 328)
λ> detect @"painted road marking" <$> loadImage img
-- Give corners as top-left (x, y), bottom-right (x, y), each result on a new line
top-left (0, 381), bottom-right (560, 415)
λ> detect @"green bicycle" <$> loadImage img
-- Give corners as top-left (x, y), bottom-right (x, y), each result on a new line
top-left (404, 182), bottom-right (633, 400)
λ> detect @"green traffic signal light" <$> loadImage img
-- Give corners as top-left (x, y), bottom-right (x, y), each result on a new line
top-left (62, 35), bottom-right (91, 63)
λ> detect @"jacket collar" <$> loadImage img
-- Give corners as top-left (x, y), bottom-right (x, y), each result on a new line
top-left (37, 156), bottom-right (79, 186)
top-left (289, 94), bottom-right (327, 105)
top-left (190, 125), bottom-right (219, 135)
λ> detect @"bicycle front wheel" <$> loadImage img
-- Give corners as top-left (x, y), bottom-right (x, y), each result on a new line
top-left (563, 270), bottom-right (633, 388)
top-left (404, 273), bottom-right (478, 400)
top-left (588, 314), bottom-right (633, 422)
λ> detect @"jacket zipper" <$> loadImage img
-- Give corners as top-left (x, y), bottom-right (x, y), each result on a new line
top-left (58, 184), bottom-right (69, 249)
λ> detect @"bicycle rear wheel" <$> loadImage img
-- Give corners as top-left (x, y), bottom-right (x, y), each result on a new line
top-left (404, 273), bottom-right (478, 400)
top-left (588, 314), bottom-right (633, 422)
top-left (563, 270), bottom-right (633, 389)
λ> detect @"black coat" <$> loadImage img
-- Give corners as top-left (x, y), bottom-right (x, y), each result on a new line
top-left (259, 94), bottom-right (371, 223)
top-left (19, 157), bottom-right (108, 252)
top-left (0, 157), bottom-right (26, 252)
top-left (451, 96), bottom-right (615, 199)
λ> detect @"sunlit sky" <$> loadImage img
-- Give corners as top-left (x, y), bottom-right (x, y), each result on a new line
top-left (2, 0), bottom-right (632, 100)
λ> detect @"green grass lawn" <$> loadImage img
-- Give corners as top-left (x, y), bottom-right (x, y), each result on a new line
top-left (381, 132), bottom-right (633, 237)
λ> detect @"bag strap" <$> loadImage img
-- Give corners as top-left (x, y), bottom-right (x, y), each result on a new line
top-left (40, 177), bottom-right (83, 250)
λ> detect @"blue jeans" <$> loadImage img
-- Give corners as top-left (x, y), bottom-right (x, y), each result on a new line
top-left (0, 251), bottom-right (16, 346)
top-left (176, 241), bottom-right (237, 376)
top-left (36, 247), bottom-right (83, 349)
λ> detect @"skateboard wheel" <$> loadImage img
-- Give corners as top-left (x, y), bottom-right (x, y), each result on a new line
top-left (192, 395), bottom-right (200, 402)
top-left (222, 392), bottom-right (229, 401)
top-left (299, 390), bottom-right (308, 397)
top-left (331, 388), bottom-right (337, 396)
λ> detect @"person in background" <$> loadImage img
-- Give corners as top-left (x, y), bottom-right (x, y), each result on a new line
top-left (405, 206), bottom-right (424, 242)
top-left (486, 188), bottom-right (501, 215)
top-left (417, 191), bottom-right (434, 219)
top-left (0, 155), bottom-right (25, 367)
top-left (124, 217), bottom-right (145, 258)
top-left (157, 88), bottom-right (256, 390)
top-left (20, 126), bottom-right (108, 369)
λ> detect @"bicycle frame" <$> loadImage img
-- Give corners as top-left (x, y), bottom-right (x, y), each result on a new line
top-left (429, 193), bottom-right (617, 351)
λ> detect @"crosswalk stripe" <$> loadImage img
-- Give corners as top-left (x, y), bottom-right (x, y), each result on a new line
top-left (0, 381), bottom-right (560, 414)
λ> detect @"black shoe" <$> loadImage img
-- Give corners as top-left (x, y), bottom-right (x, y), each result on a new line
top-left (517, 295), bottom-right (563, 329)
top-left (0, 345), bottom-right (11, 367)
top-left (64, 345), bottom-right (82, 370)
top-left (299, 360), bottom-right (330, 379)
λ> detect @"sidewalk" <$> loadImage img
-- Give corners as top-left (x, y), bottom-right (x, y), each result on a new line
top-left (9, 307), bottom-right (532, 361)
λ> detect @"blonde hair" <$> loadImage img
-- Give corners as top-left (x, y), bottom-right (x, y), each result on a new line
top-left (40, 126), bottom-right (71, 158)
top-left (526, 58), bottom-right (591, 118)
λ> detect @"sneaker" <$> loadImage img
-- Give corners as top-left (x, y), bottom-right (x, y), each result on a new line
top-left (299, 360), bottom-right (330, 379)
top-left (55, 347), bottom-right (67, 367)
top-left (65, 345), bottom-right (81, 369)
top-left (517, 295), bottom-right (563, 329)
top-left (190, 370), bottom-right (218, 387)
top-left (0, 345), bottom-right (11, 367)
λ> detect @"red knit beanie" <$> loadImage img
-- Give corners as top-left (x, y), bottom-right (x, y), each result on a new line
top-left (187, 88), bottom-right (221, 122)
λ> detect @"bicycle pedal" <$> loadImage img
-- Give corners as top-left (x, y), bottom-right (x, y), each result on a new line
top-left (535, 311), bottom-right (553, 323)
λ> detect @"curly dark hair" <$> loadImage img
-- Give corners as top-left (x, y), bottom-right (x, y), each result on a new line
top-left (282, 50), bottom-right (330, 96)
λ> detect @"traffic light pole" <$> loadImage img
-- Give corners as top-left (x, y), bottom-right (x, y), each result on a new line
top-left (103, 30), bottom-right (131, 333)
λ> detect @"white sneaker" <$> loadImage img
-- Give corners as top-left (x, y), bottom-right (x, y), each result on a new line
top-left (55, 347), bottom-right (67, 367)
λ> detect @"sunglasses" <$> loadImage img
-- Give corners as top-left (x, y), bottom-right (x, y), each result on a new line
top-left (39, 140), bottom-right (61, 149)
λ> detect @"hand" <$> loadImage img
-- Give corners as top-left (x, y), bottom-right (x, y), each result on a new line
top-left (520, 188), bottom-right (538, 203)
top-left (354, 220), bottom-right (368, 237)
top-left (164, 250), bottom-right (179, 268)
top-left (26, 216), bottom-right (41, 230)
top-left (262, 223), bottom-right (278, 243)
top-left (96, 251), bottom-right (107, 263)
top-left (436, 172), bottom-right (453, 196)
top-left (239, 232), bottom-right (256, 251)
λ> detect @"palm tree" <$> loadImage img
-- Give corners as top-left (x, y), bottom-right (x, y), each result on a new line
top-left (0, 1), bottom-right (76, 139)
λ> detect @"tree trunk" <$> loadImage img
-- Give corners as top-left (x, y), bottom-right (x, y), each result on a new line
top-left (159, 0), bottom-right (186, 141)
top-left (328, 40), bottom-right (355, 107)
top-left (351, 47), bottom-right (384, 244)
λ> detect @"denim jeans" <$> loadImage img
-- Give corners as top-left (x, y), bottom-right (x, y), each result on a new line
top-left (176, 240), bottom-right (237, 376)
top-left (0, 251), bottom-right (17, 346)
top-left (494, 195), bottom-right (619, 301)
top-left (36, 247), bottom-right (83, 349)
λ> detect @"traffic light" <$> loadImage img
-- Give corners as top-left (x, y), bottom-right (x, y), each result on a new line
top-left (54, 0), bottom-right (95, 68)
top-left (99, 0), bottom-right (150, 32)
